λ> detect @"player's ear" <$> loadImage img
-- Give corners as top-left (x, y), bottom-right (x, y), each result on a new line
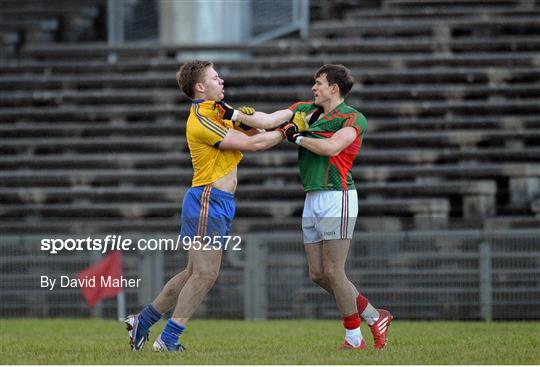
top-left (331, 83), bottom-right (340, 95)
top-left (194, 82), bottom-right (205, 94)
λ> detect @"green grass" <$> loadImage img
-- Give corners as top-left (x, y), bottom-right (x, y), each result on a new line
top-left (1, 319), bottom-right (539, 364)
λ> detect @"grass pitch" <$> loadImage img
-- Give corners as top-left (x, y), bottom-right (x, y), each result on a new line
top-left (1, 319), bottom-right (539, 364)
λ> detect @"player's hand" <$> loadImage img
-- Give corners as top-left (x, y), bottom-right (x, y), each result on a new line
top-left (278, 112), bottom-right (308, 142)
top-left (238, 106), bottom-right (256, 115)
top-left (233, 105), bottom-right (257, 131)
top-left (215, 101), bottom-right (236, 120)
top-left (290, 112), bottom-right (308, 132)
top-left (279, 122), bottom-right (301, 142)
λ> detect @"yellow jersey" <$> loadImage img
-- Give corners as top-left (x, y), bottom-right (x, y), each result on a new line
top-left (186, 99), bottom-right (243, 187)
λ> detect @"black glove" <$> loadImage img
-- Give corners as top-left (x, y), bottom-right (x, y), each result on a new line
top-left (215, 101), bottom-right (236, 120)
top-left (279, 122), bottom-right (302, 142)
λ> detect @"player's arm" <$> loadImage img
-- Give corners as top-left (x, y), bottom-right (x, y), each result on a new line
top-left (216, 101), bottom-right (293, 130)
top-left (237, 109), bottom-right (294, 130)
top-left (218, 128), bottom-right (284, 152)
top-left (293, 127), bottom-right (358, 157)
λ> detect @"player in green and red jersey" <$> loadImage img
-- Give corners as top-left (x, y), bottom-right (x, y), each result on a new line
top-left (241, 64), bottom-right (393, 350)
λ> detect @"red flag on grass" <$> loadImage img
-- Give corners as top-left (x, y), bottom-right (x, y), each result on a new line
top-left (77, 251), bottom-right (123, 308)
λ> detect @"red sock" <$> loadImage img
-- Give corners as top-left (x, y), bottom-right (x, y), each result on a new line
top-left (356, 293), bottom-right (369, 313)
top-left (342, 312), bottom-right (361, 329)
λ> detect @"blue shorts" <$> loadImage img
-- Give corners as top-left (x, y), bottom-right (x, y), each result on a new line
top-left (180, 185), bottom-right (235, 246)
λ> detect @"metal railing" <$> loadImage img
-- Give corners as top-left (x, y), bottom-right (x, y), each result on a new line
top-left (1, 229), bottom-right (538, 320)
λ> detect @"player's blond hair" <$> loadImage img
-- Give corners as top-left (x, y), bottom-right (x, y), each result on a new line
top-left (176, 60), bottom-right (213, 99)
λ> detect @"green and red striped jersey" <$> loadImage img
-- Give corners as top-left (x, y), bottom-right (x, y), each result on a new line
top-left (289, 101), bottom-right (367, 192)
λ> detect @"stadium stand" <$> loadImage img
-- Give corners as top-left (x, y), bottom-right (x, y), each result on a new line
top-left (1, 0), bottom-right (539, 319)
top-left (1, 0), bottom-right (539, 232)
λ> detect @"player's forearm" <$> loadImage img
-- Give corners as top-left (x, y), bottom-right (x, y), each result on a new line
top-left (239, 110), bottom-right (293, 130)
top-left (249, 131), bottom-right (284, 151)
top-left (298, 137), bottom-right (340, 156)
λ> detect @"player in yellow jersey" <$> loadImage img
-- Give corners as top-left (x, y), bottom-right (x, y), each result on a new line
top-left (125, 60), bottom-right (299, 352)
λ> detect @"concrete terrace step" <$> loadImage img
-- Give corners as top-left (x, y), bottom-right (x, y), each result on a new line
top-left (0, 182), bottom-right (494, 210)
top-left (2, 115), bottom-right (538, 134)
top-left (1, 67), bottom-right (537, 90)
top-left (1, 146), bottom-right (538, 171)
top-left (0, 216), bottom-right (442, 235)
top-left (311, 16), bottom-right (540, 38)
top-left (0, 197), bottom-right (450, 219)
top-left (346, 7), bottom-right (540, 21)
top-left (2, 100), bottom-right (539, 123)
top-left (3, 52), bottom-right (539, 74)
top-left (0, 6), bottom-right (99, 22)
top-left (0, 19), bottom-right (59, 33)
top-left (384, 0), bottom-right (533, 9)
top-left (18, 35), bottom-right (540, 60)
top-left (1, 129), bottom-right (538, 153)
top-left (0, 0), bottom-right (101, 11)
top-left (0, 164), bottom-right (537, 186)
top-left (1, 83), bottom-right (539, 107)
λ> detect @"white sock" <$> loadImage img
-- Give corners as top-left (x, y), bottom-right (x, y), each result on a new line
top-left (345, 327), bottom-right (363, 347)
top-left (361, 304), bottom-right (380, 326)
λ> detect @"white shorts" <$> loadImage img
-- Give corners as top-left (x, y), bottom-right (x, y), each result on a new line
top-left (302, 189), bottom-right (358, 244)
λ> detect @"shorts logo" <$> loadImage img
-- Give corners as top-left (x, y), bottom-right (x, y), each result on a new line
top-left (212, 231), bottom-right (220, 237)
top-left (324, 231), bottom-right (336, 236)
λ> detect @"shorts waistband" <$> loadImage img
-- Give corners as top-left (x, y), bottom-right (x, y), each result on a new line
top-left (190, 185), bottom-right (235, 200)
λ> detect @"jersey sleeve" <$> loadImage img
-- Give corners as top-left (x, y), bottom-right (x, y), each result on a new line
top-left (343, 112), bottom-right (367, 136)
top-left (288, 101), bottom-right (314, 114)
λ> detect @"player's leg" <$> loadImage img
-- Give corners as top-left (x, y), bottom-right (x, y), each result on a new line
top-left (304, 241), bottom-right (335, 297)
top-left (324, 189), bottom-right (392, 349)
top-left (153, 246), bottom-right (223, 352)
top-left (322, 238), bottom-right (365, 349)
top-left (125, 188), bottom-right (204, 351)
top-left (151, 259), bottom-right (193, 313)
top-left (303, 192), bottom-right (336, 296)
top-left (153, 186), bottom-right (235, 352)
top-left (172, 246), bottom-right (223, 323)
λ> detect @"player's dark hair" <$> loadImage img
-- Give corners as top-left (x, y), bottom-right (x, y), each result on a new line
top-left (176, 60), bottom-right (213, 99)
top-left (314, 64), bottom-right (354, 97)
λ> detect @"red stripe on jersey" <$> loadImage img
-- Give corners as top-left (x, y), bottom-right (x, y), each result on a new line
top-left (329, 134), bottom-right (362, 188)
top-left (288, 101), bottom-right (313, 111)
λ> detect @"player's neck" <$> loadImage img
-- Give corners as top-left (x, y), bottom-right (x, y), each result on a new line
top-left (322, 98), bottom-right (344, 114)
top-left (193, 92), bottom-right (207, 101)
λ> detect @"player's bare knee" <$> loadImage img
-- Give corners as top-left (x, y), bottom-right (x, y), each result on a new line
top-left (193, 268), bottom-right (220, 287)
top-left (309, 269), bottom-right (325, 284)
top-left (323, 266), bottom-right (340, 284)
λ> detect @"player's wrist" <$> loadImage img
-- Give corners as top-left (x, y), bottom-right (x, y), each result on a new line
top-left (294, 135), bottom-right (304, 145)
top-left (231, 109), bottom-right (239, 122)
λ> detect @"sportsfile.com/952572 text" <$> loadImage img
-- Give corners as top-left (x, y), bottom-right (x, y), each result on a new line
top-left (40, 235), bottom-right (242, 254)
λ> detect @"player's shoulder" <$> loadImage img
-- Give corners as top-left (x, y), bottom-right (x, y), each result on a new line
top-left (338, 103), bottom-right (366, 123)
top-left (288, 101), bottom-right (318, 113)
top-left (187, 105), bottom-right (228, 139)
top-left (338, 103), bottom-right (362, 116)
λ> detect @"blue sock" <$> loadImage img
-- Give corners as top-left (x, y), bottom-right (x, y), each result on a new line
top-left (161, 319), bottom-right (185, 346)
top-left (138, 304), bottom-right (162, 330)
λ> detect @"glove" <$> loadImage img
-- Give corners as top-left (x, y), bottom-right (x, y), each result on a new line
top-left (214, 101), bottom-right (236, 121)
top-left (279, 123), bottom-right (301, 142)
top-left (234, 106), bottom-right (256, 131)
top-left (278, 112), bottom-right (308, 142)
top-left (238, 106), bottom-right (256, 115)
top-left (290, 112), bottom-right (308, 132)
